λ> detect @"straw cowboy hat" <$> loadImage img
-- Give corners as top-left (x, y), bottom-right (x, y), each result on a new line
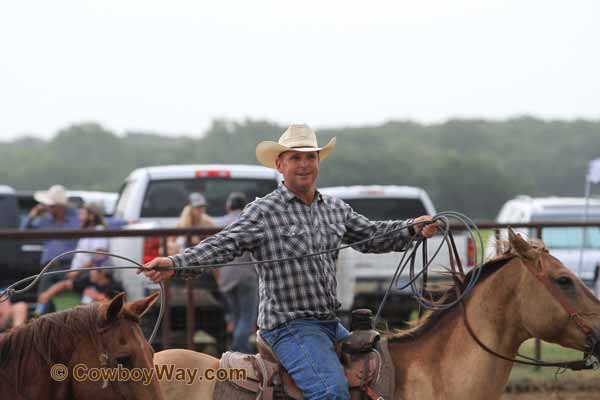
top-left (34, 185), bottom-right (69, 206)
top-left (255, 124), bottom-right (336, 169)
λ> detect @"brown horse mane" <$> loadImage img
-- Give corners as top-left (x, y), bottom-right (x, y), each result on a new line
top-left (0, 299), bottom-right (140, 371)
top-left (387, 248), bottom-right (527, 343)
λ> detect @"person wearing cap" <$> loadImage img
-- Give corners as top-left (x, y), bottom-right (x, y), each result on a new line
top-left (20, 185), bottom-right (81, 313)
top-left (213, 192), bottom-right (249, 227)
top-left (141, 124), bottom-right (439, 399)
top-left (167, 192), bottom-right (217, 255)
top-left (35, 202), bottom-right (110, 313)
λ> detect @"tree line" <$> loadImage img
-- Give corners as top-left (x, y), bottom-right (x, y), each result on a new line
top-left (1, 117), bottom-right (598, 219)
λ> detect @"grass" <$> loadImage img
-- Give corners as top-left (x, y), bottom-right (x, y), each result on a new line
top-left (508, 340), bottom-right (597, 382)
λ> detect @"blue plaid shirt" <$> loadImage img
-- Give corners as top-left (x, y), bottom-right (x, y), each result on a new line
top-left (20, 207), bottom-right (80, 265)
top-left (170, 185), bottom-right (413, 329)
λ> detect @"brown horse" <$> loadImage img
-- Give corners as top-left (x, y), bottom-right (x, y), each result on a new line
top-left (0, 292), bottom-right (164, 400)
top-left (154, 231), bottom-right (600, 400)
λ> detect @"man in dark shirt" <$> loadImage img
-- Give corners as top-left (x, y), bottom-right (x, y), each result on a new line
top-left (73, 269), bottom-right (124, 304)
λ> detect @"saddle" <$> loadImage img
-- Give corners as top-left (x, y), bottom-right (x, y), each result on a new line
top-left (219, 310), bottom-right (386, 400)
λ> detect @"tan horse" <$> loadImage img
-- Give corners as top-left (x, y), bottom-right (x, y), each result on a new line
top-left (0, 292), bottom-right (164, 400)
top-left (154, 231), bottom-right (600, 400)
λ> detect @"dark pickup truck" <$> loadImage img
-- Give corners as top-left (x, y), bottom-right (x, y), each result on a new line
top-left (0, 186), bottom-right (43, 302)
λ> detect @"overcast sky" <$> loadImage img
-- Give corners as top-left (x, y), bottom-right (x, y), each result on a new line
top-left (0, 0), bottom-right (598, 140)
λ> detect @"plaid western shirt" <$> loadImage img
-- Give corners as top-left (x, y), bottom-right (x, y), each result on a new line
top-left (169, 184), bottom-right (413, 330)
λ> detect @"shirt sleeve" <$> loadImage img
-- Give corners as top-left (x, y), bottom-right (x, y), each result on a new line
top-left (169, 203), bottom-right (265, 279)
top-left (20, 215), bottom-right (44, 229)
top-left (341, 203), bottom-right (413, 253)
top-left (72, 273), bottom-right (92, 293)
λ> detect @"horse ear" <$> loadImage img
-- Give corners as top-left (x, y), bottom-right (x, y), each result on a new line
top-left (128, 292), bottom-right (160, 319)
top-left (508, 227), bottom-right (535, 260)
top-left (105, 292), bottom-right (126, 322)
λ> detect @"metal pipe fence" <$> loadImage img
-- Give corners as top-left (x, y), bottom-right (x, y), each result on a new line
top-left (1, 221), bottom-right (600, 355)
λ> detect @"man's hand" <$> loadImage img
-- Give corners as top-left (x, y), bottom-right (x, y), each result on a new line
top-left (137, 257), bottom-right (175, 283)
top-left (29, 204), bottom-right (46, 218)
top-left (413, 215), bottom-right (439, 238)
top-left (38, 291), bottom-right (50, 305)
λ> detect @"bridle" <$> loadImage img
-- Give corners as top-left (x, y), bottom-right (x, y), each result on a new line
top-left (448, 239), bottom-right (600, 370)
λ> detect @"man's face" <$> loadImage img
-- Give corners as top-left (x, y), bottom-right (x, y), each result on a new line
top-left (276, 150), bottom-right (320, 194)
top-left (48, 204), bottom-right (63, 219)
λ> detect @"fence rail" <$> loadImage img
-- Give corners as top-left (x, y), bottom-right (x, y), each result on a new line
top-left (1, 221), bottom-right (600, 355)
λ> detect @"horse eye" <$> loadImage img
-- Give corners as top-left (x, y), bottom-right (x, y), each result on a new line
top-left (116, 356), bottom-right (132, 368)
top-left (555, 276), bottom-right (573, 287)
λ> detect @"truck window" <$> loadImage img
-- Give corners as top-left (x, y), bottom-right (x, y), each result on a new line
top-left (0, 194), bottom-right (18, 228)
top-left (531, 211), bottom-right (600, 249)
top-left (541, 227), bottom-right (600, 249)
top-left (16, 194), bottom-right (37, 226)
top-left (343, 198), bottom-right (428, 221)
top-left (141, 178), bottom-right (278, 218)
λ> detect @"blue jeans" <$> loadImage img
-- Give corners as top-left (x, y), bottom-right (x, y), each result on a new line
top-left (261, 319), bottom-right (350, 400)
top-left (223, 281), bottom-right (258, 354)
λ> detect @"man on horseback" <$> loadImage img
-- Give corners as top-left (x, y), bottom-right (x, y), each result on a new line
top-left (142, 124), bottom-right (438, 399)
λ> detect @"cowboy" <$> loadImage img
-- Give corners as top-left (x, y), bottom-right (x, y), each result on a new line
top-left (141, 124), bottom-right (438, 399)
top-left (21, 184), bottom-right (81, 313)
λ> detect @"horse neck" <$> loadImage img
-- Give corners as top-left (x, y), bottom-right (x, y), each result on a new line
top-left (387, 263), bottom-right (530, 400)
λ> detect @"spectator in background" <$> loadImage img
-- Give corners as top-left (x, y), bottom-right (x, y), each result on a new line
top-left (73, 268), bottom-right (124, 304)
top-left (68, 202), bottom-right (110, 277)
top-left (168, 192), bottom-right (217, 255)
top-left (20, 185), bottom-right (80, 314)
top-left (0, 291), bottom-right (28, 338)
top-left (213, 192), bottom-right (248, 227)
top-left (217, 192), bottom-right (259, 353)
top-left (35, 202), bottom-right (110, 313)
top-left (36, 268), bottom-right (124, 309)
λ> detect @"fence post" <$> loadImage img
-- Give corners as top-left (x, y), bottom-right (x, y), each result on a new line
top-left (494, 228), bottom-right (501, 256)
top-left (186, 234), bottom-right (196, 350)
top-left (160, 236), bottom-right (171, 349)
top-left (534, 225), bottom-right (543, 370)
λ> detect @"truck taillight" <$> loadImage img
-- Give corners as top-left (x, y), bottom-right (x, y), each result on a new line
top-left (467, 237), bottom-right (475, 267)
top-left (143, 236), bottom-right (160, 263)
top-left (195, 170), bottom-right (231, 178)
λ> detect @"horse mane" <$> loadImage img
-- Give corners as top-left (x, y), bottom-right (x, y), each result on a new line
top-left (0, 297), bottom-right (143, 368)
top-left (387, 240), bottom-right (544, 343)
top-left (0, 303), bottom-right (104, 370)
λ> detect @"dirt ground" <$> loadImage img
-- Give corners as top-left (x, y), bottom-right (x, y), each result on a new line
top-left (502, 392), bottom-right (600, 400)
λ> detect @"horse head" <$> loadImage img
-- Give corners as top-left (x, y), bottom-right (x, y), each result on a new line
top-left (508, 227), bottom-right (600, 358)
top-left (69, 292), bottom-right (164, 400)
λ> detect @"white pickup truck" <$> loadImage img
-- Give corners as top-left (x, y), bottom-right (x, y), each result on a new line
top-left (109, 164), bottom-right (281, 300)
top-left (320, 185), bottom-right (473, 323)
top-left (490, 196), bottom-right (600, 294)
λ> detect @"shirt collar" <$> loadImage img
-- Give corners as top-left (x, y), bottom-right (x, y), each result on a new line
top-left (277, 183), bottom-right (323, 204)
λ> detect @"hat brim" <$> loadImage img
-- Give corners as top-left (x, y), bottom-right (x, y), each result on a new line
top-left (34, 191), bottom-right (68, 206)
top-left (256, 137), bottom-right (336, 169)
